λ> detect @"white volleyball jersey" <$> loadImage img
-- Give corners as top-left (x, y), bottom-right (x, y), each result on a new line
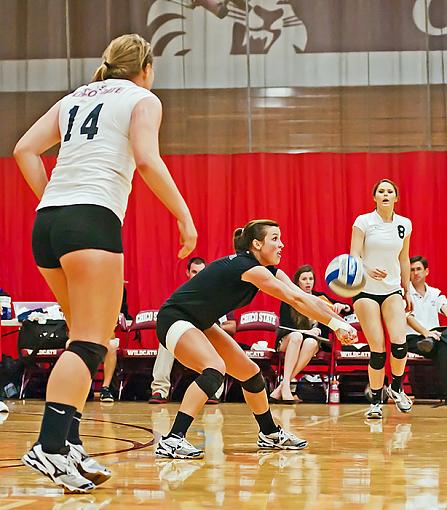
top-left (353, 210), bottom-right (412, 295)
top-left (37, 79), bottom-right (155, 223)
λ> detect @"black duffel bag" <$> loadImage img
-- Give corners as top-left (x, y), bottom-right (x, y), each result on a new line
top-left (18, 319), bottom-right (68, 365)
top-left (295, 376), bottom-right (327, 403)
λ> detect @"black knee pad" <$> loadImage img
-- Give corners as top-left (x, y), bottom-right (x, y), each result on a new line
top-left (391, 342), bottom-right (408, 359)
top-left (239, 370), bottom-right (265, 393)
top-left (369, 351), bottom-right (387, 370)
top-left (195, 368), bottom-right (225, 398)
top-left (66, 341), bottom-right (108, 379)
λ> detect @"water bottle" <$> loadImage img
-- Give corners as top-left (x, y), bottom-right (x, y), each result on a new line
top-left (329, 377), bottom-right (340, 404)
top-left (0, 289), bottom-right (12, 320)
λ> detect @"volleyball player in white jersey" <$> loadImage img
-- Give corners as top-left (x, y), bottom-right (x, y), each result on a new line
top-left (350, 179), bottom-right (413, 419)
top-left (14, 34), bottom-right (197, 492)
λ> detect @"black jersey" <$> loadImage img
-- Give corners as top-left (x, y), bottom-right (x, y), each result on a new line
top-left (160, 252), bottom-right (278, 331)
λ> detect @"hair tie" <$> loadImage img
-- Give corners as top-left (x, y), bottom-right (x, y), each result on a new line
top-left (104, 61), bottom-right (112, 69)
top-left (240, 228), bottom-right (244, 235)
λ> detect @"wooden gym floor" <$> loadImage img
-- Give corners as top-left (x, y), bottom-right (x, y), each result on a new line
top-left (1, 400), bottom-right (447, 509)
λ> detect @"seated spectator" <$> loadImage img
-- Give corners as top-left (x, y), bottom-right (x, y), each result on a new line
top-left (270, 264), bottom-right (351, 403)
top-left (149, 257), bottom-right (236, 404)
top-left (406, 256), bottom-right (447, 403)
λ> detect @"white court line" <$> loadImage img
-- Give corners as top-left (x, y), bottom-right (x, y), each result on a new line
top-left (305, 407), bottom-right (367, 428)
top-left (0, 501), bottom-right (37, 510)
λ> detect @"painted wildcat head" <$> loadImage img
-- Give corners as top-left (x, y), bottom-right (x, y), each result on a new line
top-left (146, 0), bottom-right (306, 56)
top-left (229, 0), bottom-right (306, 54)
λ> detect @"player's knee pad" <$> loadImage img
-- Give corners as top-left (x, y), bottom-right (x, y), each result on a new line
top-left (391, 342), bottom-right (408, 359)
top-left (195, 368), bottom-right (225, 398)
top-left (239, 370), bottom-right (265, 393)
top-left (369, 351), bottom-right (387, 370)
top-left (66, 341), bottom-right (108, 379)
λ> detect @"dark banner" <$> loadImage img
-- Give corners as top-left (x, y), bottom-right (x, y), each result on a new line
top-left (2, 0), bottom-right (447, 60)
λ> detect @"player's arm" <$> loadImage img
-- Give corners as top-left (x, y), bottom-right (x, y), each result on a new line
top-left (399, 234), bottom-right (412, 312)
top-left (275, 268), bottom-right (298, 291)
top-left (242, 266), bottom-right (357, 344)
top-left (130, 97), bottom-right (197, 259)
top-left (13, 101), bottom-right (61, 199)
top-left (350, 226), bottom-right (364, 260)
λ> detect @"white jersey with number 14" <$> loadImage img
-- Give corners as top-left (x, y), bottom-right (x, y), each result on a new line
top-left (37, 78), bottom-right (155, 223)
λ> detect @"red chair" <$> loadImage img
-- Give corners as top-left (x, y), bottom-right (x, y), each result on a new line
top-left (116, 309), bottom-right (158, 400)
top-left (19, 347), bottom-right (65, 399)
top-left (223, 311), bottom-right (280, 400)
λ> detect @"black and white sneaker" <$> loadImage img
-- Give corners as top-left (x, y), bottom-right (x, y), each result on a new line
top-left (99, 387), bottom-right (114, 403)
top-left (257, 428), bottom-right (308, 450)
top-left (22, 443), bottom-right (95, 493)
top-left (365, 403), bottom-right (383, 419)
top-left (68, 442), bottom-right (111, 486)
top-left (155, 434), bottom-right (204, 459)
top-left (386, 386), bottom-right (413, 413)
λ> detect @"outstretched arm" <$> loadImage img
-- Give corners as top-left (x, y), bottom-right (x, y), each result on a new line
top-left (14, 101), bottom-right (61, 199)
top-left (243, 266), bottom-right (357, 344)
top-left (130, 97), bottom-right (197, 259)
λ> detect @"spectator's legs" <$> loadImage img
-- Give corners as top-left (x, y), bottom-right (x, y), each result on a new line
top-left (291, 337), bottom-right (319, 379)
top-left (102, 342), bottom-right (118, 388)
top-left (270, 332), bottom-right (303, 401)
top-left (150, 345), bottom-right (175, 400)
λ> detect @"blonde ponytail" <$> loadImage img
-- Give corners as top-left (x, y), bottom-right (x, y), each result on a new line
top-left (92, 33), bottom-right (153, 82)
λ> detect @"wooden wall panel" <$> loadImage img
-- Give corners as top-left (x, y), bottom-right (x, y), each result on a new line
top-left (1, 85), bottom-right (446, 156)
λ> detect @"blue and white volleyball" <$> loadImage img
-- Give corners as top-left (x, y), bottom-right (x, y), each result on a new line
top-left (325, 254), bottom-right (365, 298)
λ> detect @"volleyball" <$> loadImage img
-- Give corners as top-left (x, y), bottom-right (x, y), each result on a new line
top-left (325, 254), bottom-right (365, 298)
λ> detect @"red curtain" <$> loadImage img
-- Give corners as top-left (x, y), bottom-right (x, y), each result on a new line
top-left (2, 152), bottom-right (447, 321)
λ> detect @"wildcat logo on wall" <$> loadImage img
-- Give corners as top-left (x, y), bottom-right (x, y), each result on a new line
top-left (146, 0), bottom-right (307, 87)
top-left (147, 0), bottom-right (307, 56)
top-left (146, 0), bottom-right (447, 89)
top-left (2, 0), bottom-right (447, 92)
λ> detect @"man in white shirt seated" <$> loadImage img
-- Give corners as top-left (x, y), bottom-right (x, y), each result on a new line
top-left (406, 256), bottom-right (447, 403)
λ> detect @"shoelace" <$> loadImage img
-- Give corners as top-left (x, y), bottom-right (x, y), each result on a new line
top-left (277, 429), bottom-right (290, 445)
top-left (399, 392), bottom-right (412, 405)
top-left (64, 452), bottom-right (82, 476)
top-left (180, 438), bottom-right (197, 450)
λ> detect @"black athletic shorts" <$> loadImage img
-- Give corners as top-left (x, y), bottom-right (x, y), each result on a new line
top-left (352, 289), bottom-right (403, 306)
top-left (156, 305), bottom-right (202, 349)
top-left (32, 204), bottom-right (123, 268)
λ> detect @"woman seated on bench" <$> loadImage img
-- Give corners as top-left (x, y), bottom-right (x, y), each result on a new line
top-left (270, 264), bottom-right (351, 403)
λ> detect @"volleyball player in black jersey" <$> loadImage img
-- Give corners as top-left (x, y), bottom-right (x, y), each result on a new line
top-left (155, 219), bottom-right (357, 459)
